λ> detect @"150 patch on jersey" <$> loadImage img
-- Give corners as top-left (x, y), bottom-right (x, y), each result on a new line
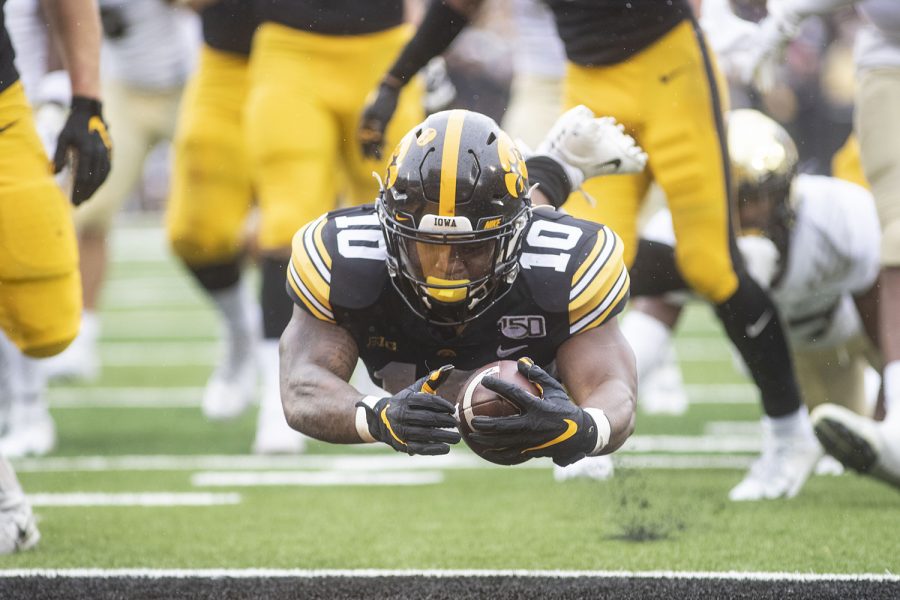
top-left (498, 315), bottom-right (546, 339)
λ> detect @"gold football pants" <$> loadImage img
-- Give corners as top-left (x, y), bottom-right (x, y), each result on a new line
top-left (245, 22), bottom-right (424, 252)
top-left (564, 19), bottom-right (738, 304)
top-left (0, 82), bottom-right (81, 357)
top-left (166, 46), bottom-right (253, 267)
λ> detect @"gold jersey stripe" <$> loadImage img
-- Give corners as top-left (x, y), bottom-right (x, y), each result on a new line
top-left (313, 218), bottom-right (332, 270)
top-left (569, 232), bottom-right (624, 322)
top-left (290, 224), bottom-right (331, 308)
top-left (571, 231), bottom-right (605, 289)
top-left (287, 264), bottom-right (335, 323)
top-left (575, 268), bottom-right (630, 334)
top-left (439, 110), bottom-right (466, 217)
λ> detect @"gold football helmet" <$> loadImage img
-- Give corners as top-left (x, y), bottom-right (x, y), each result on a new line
top-left (728, 109), bottom-right (799, 253)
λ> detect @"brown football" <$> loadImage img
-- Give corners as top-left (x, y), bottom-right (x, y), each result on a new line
top-left (456, 360), bottom-right (540, 466)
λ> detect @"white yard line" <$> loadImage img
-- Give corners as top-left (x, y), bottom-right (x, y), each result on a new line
top-left (27, 492), bottom-right (241, 507)
top-left (12, 450), bottom-right (764, 474)
top-left (47, 388), bottom-right (205, 408)
top-left (0, 568), bottom-right (895, 581)
top-left (191, 471), bottom-right (444, 487)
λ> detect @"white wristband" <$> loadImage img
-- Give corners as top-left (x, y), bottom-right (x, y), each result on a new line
top-left (583, 408), bottom-right (611, 455)
top-left (355, 395), bottom-right (382, 443)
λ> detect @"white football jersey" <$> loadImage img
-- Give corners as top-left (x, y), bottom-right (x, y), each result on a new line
top-left (639, 174), bottom-right (880, 350)
top-left (98, 0), bottom-right (199, 90)
top-left (4, 0), bottom-right (49, 101)
top-left (510, 0), bottom-right (566, 79)
top-left (771, 174), bottom-right (880, 349)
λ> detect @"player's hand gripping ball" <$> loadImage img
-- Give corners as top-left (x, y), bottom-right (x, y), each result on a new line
top-left (456, 360), bottom-right (539, 465)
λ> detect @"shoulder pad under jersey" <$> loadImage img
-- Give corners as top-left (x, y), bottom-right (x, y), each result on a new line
top-left (286, 204), bottom-right (389, 322)
top-left (519, 210), bottom-right (630, 335)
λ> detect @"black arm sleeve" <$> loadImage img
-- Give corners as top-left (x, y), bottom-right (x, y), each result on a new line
top-left (386, 1), bottom-right (470, 85)
top-left (524, 156), bottom-right (573, 210)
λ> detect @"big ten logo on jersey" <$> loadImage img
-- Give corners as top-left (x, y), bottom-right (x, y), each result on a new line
top-left (520, 220), bottom-right (583, 272)
top-left (335, 213), bottom-right (385, 260)
top-left (498, 315), bottom-right (546, 340)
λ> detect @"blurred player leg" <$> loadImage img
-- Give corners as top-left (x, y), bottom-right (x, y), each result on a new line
top-left (0, 332), bottom-right (54, 457)
top-left (814, 66), bottom-right (900, 489)
top-left (167, 46), bottom-right (259, 423)
top-left (0, 455), bottom-right (39, 555)
top-left (620, 298), bottom-right (689, 416)
top-left (501, 0), bottom-right (565, 149)
top-left (565, 21), bottom-right (819, 500)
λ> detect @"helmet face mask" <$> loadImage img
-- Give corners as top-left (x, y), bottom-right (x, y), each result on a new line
top-left (377, 110), bottom-right (532, 327)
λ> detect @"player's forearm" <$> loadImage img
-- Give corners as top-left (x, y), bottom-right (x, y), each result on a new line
top-left (381, 0), bottom-right (477, 88)
top-left (39, 0), bottom-right (103, 99)
top-left (556, 325), bottom-right (638, 455)
top-left (279, 358), bottom-right (368, 444)
top-left (279, 309), bottom-right (368, 444)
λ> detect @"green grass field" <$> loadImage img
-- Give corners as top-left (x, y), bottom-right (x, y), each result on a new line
top-left (1, 221), bottom-right (897, 576)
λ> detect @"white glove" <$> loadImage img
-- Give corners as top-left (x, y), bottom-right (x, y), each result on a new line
top-left (536, 105), bottom-right (648, 189)
top-left (737, 234), bottom-right (781, 290)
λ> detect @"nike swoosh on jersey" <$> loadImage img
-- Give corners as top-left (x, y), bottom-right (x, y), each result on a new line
top-left (496, 344), bottom-right (528, 358)
top-left (745, 310), bottom-right (773, 338)
top-left (523, 419), bottom-right (578, 453)
top-left (0, 119), bottom-right (19, 134)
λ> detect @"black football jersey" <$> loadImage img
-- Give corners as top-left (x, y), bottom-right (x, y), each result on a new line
top-left (0, 0), bottom-right (19, 93)
top-left (201, 0), bottom-right (259, 56)
top-left (542, 0), bottom-right (692, 66)
top-left (256, 0), bottom-right (404, 36)
top-left (286, 205), bottom-right (629, 390)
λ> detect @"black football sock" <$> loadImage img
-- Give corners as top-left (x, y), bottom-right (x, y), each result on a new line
top-left (714, 274), bottom-right (801, 418)
top-left (261, 256), bottom-right (293, 339)
top-left (185, 259), bottom-right (241, 293)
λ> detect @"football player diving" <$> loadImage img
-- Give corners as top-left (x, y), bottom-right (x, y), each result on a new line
top-left (358, 0), bottom-right (823, 501)
top-left (280, 107), bottom-right (645, 470)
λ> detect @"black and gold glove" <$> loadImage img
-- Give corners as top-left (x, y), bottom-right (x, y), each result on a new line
top-left (356, 365), bottom-right (461, 455)
top-left (53, 96), bottom-right (112, 206)
top-left (469, 358), bottom-right (600, 467)
top-left (358, 81), bottom-right (400, 160)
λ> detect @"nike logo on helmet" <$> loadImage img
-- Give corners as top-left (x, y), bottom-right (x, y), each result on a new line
top-left (745, 310), bottom-right (773, 339)
top-left (496, 344), bottom-right (528, 358)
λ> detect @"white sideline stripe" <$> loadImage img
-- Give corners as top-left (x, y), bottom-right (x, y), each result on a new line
top-left (48, 388), bottom-right (204, 408)
top-left (0, 569), bottom-right (895, 582)
top-left (621, 435), bottom-right (761, 453)
top-left (191, 471), bottom-right (443, 487)
top-left (98, 342), bottom-right (217, 366)
top-left (12, 451), bottom-right (761, 474)
top-left (27, 493), bottom-right (241, 507)
top-left (616, 455), bottom-right (753, 469)
top-left (684, 384), bottom-right (754, 404)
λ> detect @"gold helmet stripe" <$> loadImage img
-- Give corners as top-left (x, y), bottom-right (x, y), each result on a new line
top-left (439, 110), bottom-right (466, 217)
